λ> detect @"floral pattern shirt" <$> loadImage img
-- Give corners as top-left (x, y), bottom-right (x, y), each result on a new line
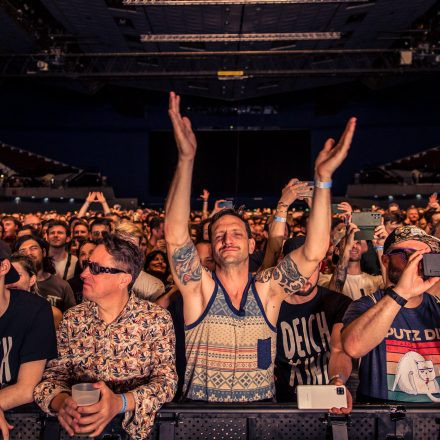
top-left (34, 293), bottom-right (177, 439)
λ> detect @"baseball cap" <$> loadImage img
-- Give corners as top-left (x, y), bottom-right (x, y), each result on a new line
top-left (383, 225), bottom-right (440, 254)
top-left (0, 240), bottom-right (20, 284)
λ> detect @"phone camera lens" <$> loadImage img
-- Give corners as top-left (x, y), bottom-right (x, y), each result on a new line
top-left (337, 387), bottom-right (345, 395)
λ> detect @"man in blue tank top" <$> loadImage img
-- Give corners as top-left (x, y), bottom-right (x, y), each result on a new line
top-left (165, 91), bottom-right (357, 403)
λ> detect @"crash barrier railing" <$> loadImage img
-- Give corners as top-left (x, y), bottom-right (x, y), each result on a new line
top-left (6, 402), bottom-right (440, 440)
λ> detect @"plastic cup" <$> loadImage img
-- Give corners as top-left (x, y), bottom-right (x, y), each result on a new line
top-left (71, 383), bottom-right (100, 437)
top-left (72, 383), bottom-right (100, 406)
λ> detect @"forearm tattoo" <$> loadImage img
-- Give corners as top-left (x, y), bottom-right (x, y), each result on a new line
top-left (172, 240), bottom-right (202, 285)
top-left (272, 256), bottom-right (308, 295)
top-left (333, 264), bottom-right (348, 293)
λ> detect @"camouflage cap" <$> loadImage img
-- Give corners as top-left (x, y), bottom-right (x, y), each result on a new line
top-left (383, 225), bottom-right (440, 254)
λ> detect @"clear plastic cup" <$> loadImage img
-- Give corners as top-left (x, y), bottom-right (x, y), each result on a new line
top-left (72, 383), bottom-right (100, 406)
top-left (71, 383), bottom-right (100, 437)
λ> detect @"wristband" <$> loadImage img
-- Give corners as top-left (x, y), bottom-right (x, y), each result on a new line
top-left (315, 180), bottom-right (332, 189)
top-left (329, 373), bottom-right (346, 384)
top-left (374, 246), bottom-right (384, 251)
top-left (274, 216), bottom-right (287, 223)
top-left (119, 393), bottom-right (127, 414)
top-left (385, 287), bottom-right (407, 307)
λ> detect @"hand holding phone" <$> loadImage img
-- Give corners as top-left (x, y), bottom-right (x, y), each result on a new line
top-left (297, 385), bottom-right (348, 410)
top-left (218, 200), bottom-right (233, 209)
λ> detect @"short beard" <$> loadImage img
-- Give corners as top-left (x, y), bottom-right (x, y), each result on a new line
top-left (387, 261), bottom-right (402, 285)
top-left (50, 242), bottom-right (66, 249)
top-left (296, 281), bottom-right (318, 297)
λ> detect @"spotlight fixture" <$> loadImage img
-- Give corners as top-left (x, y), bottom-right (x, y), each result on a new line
top-left (140, 32), bottom-right (341, 42)
top-left (126, 0), bottom-right (366, 4)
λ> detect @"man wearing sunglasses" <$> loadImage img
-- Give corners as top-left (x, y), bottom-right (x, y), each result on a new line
top-left (34, 234), bottom-right (177, 439)
top-left (342, 225), bottom-right (440, 403)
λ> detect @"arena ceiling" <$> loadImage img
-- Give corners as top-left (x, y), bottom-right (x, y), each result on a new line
top-left (0, 0), bottom-right (439, 100)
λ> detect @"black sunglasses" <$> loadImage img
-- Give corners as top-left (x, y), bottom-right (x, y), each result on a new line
top-left (84, 260), bottom-right (127, 275)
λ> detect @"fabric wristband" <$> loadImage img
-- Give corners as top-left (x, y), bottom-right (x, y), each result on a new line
top-left (274, 216), bottom-right (287, 223)
top-left (119, 393), bottom-right (128, 414)
top-left (385, 287), bottom-right (407, 307)
top-left (374, 245), bottom-right (384, 251)
top-left (315, 180), bottom-right (332, 189)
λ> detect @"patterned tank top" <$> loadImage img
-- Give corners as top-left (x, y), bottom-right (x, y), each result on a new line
top-left (183, 273), bottom-right (276, 402)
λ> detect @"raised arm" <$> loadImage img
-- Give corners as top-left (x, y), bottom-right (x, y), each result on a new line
top-left (95, 192), bottom-right (111, 215)
top-left (342, 250), bottom-right (439, 358)
top-left (259, 179), bottom-right (306, 270)
top-left (257, 118), bottom-right (357, 298)
top-left (328, 223), bottom-right (358, 293)
top-left (164, 92), bottom-right (212, 308)
top-left (78, 192), bottom-right (95, 218)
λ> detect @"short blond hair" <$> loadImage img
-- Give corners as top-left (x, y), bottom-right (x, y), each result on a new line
top-left (115, 220), bottom-right (143, 240)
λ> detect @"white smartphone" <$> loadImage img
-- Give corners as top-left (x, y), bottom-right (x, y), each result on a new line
top-left (297, 385), bottom-right (348, 410)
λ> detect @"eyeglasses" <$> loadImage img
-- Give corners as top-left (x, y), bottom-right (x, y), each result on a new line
top-left (384, 248), bottom-right (417, 263)
top-left (84, 260), bottom-right (127, 275)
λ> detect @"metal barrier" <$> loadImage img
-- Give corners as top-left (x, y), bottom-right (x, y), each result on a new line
top-left (6, 403), bottom-right (440, 440)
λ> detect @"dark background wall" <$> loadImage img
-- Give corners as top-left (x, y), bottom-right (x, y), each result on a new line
top-left (0, 78), bottom-right (438, 204)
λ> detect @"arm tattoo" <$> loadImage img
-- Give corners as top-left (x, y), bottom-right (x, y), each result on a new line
top-left (254, 268), bottom-right (274, 283)
top-left (172, 241), bottom-right (202, 285)
top-left (272, 256), bottom-right (308, 295)
top-left (332, 263), bottom-right (348, 293)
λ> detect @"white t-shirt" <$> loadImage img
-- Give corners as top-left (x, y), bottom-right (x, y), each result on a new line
top-left (54, 254), bottom-right (78, 281)
top-left (132, 270), bottom-right (165, 301)
top-left (319, 272), bottom-right (384, 301)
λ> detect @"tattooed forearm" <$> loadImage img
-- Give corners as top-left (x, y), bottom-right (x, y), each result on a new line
top-left (172, 240), bottom-right (202, 285)
top-left (272, 256), bottom-right (308, 295)
top-left (329, 262), bottom-right (348, 293)
top-left (254, 267), bottom-right (275, 283)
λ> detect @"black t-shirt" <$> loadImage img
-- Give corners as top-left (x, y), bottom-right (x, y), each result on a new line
top-left (275, 286), bottom-right (352, 402)
top-left (38, 274), bottom-right (76, 312)
top-left (249, 250), bottom-right (265, 273)
top-left (0, 289), bottom-right (57, 386)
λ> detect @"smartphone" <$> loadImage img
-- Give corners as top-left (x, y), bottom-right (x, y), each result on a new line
top-left (352, 212), bottom-right (382, 241)
top-left (331, 203), bottom-right (344, 215)
top-left (218, 200), bottom-right (234, 209)
top-left (423, 253), bottom-right (440, 277)
top-left (297, 181), bottom-right (314, 199)
top-left (297, 385), bottom-right (348, 410)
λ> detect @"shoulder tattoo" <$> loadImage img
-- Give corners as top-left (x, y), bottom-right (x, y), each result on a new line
top-left (272, 256), bottom-right (307, 295)
top-left (254, 268), bottom-right (274, 283)
top-left (171, 241), bottom-right (202, 285)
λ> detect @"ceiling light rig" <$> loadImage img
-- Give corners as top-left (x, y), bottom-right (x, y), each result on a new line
top-left (140, 32), bottom-right (341, 42)
top-left (125, 0), bottom-right (366, 4)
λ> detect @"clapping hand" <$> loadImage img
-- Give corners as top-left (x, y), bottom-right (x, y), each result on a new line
top-left (168, 92), bottom-right (197, 160)
top-left (315, 118), bottom-right (357, 181)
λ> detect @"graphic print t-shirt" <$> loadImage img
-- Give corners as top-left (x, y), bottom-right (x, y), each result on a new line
top-left (275, 287), bottom-right (352, 402)
top-left (342, 291), bottom-right (440, 403)
top-left (0, 290), bottom-right (57, 386)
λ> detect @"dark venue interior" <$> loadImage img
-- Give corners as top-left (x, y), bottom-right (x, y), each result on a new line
top-left (1, 0), bottom-right (440, 439)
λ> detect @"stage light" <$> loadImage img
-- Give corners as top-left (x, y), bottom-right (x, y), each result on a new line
top-left (140, 32), bottom-right (341, 43)
top-left (388, 195), bottom-right (394, 201)
top-left (126, 0), bottom-right (366, 4)
top-left (69, 198), bottom-right (75, 203)
top-left (43, 197), bottom-right (49, 203)
top-left (416, 194), bottom-right (422, 200)
top-left (14, 197), bottom-right (21, 204)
